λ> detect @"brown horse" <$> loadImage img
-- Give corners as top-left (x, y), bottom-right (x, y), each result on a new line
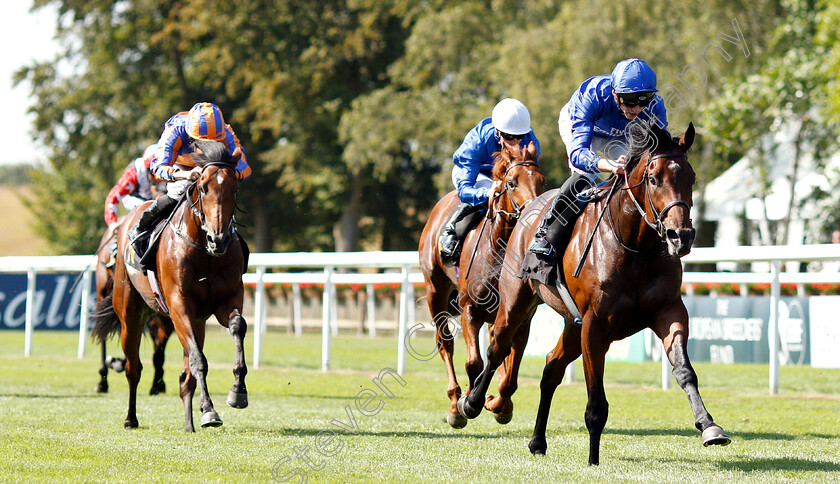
top-left (92, 219), bottom-right (173, 395)
top-left (99, 139), bottom-right (249, 431)
top-left (418, 142), bottom-right (544, 428)
top-left (457, 122), bottom-right (730, 464)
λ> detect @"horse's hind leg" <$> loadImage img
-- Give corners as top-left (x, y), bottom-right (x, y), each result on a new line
top-left (459, 279), bottom-right (534, 420)
top-left (655, 308), bottom-right (731, 447)
top-left (224, 309), bottom-right (249, 409)
top-left (120, 314), bottom-right (144, 429)
top-left (529, 322), bottom-right (582, 455)
top-left (96, 340), bottom-right (109, 393)
top-left (581, 318), bottom-right (610, 466)
top-left (148, 317), bottom-right (173, 395)
top-left (425, 280), bottom-right (464, 428)
top-left (485, 315), bottom-right (532, 424)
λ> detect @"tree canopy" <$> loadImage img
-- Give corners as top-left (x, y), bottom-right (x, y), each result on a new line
top-left (15, 0), bottom-right (840, 254)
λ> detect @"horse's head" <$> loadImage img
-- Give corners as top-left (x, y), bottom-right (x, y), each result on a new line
top-left (625, 122), bottom-right (697, 258)
top-left (490, 141), bottom-right (545, 221)
top-left (189, 140), bottom-right (240, 256)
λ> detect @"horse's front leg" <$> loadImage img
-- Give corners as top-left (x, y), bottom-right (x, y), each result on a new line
top-left (529, 321), bottom-right (583, 455)
top-left (485, 315), bottom-right (532, 425)
top-left (580, 313), bottom-right (612, 465)
top-left (173, 310), bottom-right (221, 430)
top-left (221, 308), bottom-right (249, 409)
top-left (655, 305), bottom-right (731, 447)
top-left (458, 279), bottom-right (532, 420)
top-left (179, 351), bottom-right (196, 432)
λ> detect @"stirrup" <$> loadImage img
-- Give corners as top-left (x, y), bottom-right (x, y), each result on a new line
top-left (529, 234), bottom-right (554, 256)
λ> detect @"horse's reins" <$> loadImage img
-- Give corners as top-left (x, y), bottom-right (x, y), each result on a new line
top-left (464, 161), bottom-right (540, 279)
top-left (573, 152), bottom-right (690, 275)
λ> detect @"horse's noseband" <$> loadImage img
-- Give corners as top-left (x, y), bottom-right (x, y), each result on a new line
top-left (625, 153), bottom-right (690, 238)
top-left (495, 161), bottom-right (540, 221)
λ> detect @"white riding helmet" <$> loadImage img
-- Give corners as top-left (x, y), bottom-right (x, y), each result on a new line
top-left (491, 98), bottom-right (531, 135)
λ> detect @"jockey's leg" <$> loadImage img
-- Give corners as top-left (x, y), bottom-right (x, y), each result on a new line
top-left (439, 202), bottom-right (482, 265)
top-left (529, 173), bottom-right (592, 259)
top-left (128, 194), bottom-right (178, 257)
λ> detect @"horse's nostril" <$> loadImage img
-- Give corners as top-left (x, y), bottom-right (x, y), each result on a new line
top-left (666, 229), bottom-right (679, 240)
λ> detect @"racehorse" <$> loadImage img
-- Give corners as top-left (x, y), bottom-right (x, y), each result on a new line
top-left (418, 141), bottom-right (544, 428)
top-left (98, 139), bottom-right (249, 431)
top-left (456, 122), bottom-right (731, 464)
top-left (91, 220), bottom-right (173, 395)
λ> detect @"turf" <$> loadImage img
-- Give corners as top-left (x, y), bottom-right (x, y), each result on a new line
top-left (1, 329), bottom-right (838, 483)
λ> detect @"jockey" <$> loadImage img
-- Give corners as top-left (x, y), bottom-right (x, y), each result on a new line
top-left (528, 58), bottom-right (668, 261)
top-left (439, 98), bottom-right (541, 265)
top-left (103, 144), bottom-right (162, 267)
top-left (104, 144), bottom-right (160, 227)
top-left (128, 102), bottom-right (251, 265)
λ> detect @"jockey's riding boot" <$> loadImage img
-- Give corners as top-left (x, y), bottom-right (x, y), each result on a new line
top-left (529, 173), bottom-right (589, 260)
top-left (439, 202), bottom-right (481, 266)
top-left (129, 196), bottom-right (177, 260)
top-left (105, 240), bottom-right (117, 269)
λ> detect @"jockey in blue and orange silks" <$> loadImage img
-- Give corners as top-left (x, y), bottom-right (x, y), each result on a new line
top-left (528, 58), bottom-right (669, 262)
top-left (128, 102), bottom-right (251, 260)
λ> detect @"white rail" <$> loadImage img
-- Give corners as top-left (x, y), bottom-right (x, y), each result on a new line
top-left (2, 244), bottom-right (840, 391)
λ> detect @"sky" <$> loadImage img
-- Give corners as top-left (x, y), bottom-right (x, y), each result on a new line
top-left (1, 1), bottom-right (60, 166)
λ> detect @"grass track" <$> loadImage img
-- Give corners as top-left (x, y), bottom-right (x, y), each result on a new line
top-left (1, 329), bottom-right (839, 483)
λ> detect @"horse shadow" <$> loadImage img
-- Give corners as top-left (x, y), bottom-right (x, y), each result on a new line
top-left (263, 427), bottom-right (509, 440)
top-left (606, 427), bottom-right (796, 441)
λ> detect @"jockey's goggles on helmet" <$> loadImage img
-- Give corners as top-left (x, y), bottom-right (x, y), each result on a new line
top-left (498, 130), bottom-right (526, 141)
top-left (618, 91), bottom-right (656, 108)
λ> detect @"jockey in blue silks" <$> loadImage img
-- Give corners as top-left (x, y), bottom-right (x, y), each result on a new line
top-left (528, 58), bottom-right (669, 261)
top-left (438, 98), bottom-right (541, 264)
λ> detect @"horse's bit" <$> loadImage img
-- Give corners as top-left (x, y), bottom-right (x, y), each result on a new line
top-left (494, 161), bottom-right (540, 221)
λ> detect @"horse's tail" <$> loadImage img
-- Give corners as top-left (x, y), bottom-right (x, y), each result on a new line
top-left (91, 293), bottom-right (120, 344)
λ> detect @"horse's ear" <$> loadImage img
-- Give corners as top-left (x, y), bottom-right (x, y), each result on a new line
top-left (231, 147), bottom-right (242, 162)
top-left (678, 123), bottom-right (695, 151)
top-left (526, 141), bottom-right (537, 160)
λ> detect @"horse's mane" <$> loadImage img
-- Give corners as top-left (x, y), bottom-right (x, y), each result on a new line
top-left (624, 120), bottom-right (681, 175)
top-left (191, 139), bottom-right (235, 168)
top-left (491, 143), bottom-right (538, 180)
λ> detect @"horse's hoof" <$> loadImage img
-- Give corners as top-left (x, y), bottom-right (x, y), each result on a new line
top-left (149, 381), bottom-right (166, 396)
top-left (124, 418), bottom-right (139, 429)
top-left (702, 424), bottom-right (732, 446)
top-left (494, 412), bottom-right (513, 425)
top-left (200, 411), bottom-right (223, 428)
top-left (457, 394), bottom-right (481, 419)
top-left (528, 438), bottom-right (547, 456)
top-left (95, 382), bottom-right (108, 394)
top-left (447, 412), bottom-right (468, 429)
top-left (226, 390), bottom-right (249, 409)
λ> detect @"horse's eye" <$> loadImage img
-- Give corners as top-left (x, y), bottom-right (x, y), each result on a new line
top-left (507, 180), bottom-right (516, 189)
top-left (648, 175), bottom-right (657, 187)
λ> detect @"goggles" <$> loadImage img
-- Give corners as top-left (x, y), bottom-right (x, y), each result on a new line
top-left (498, 131), bottom-right (526, 141)
top-left (618, 91), bottom-right (656, 108)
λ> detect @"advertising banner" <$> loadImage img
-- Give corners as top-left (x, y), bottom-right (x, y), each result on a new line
top-left (0, 273), bottom-right (95, 330)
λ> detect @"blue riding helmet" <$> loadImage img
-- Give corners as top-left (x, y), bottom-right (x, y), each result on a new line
top-left (611, 58), bottom-right (658, 93)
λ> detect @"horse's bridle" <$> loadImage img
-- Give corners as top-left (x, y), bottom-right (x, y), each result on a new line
top-left (622, 152), bottom-right (690, 239)
top-left (171, 162), bottom-right (239, 253)
top-left (494, 161), bottom-right (540, 221)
